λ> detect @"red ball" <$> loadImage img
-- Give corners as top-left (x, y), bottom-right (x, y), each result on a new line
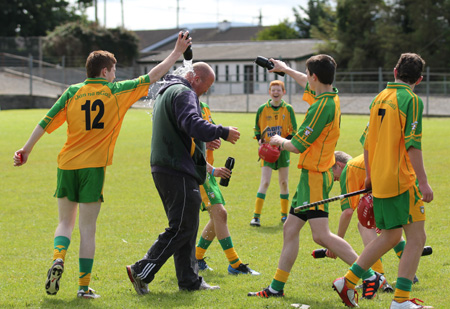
top-left (357, 194), bottom-right (375, 229)
top-left (258, 144), bottom-right (281, 163)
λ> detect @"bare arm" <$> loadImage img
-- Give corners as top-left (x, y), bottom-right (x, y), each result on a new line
top-left (269, 134), bottom-right (300, 154)
top-left (14, 124), bottom-right (45, 166)
top-left (206, 162), bottom-right (231, 179)
top-left (364, 149), bottom-right (371, 190)
top-left (148, 31), bottom-right (192, 83)
top-left (269, 58), bottom-right (308, 89)
top-left (408, 147), bottom-right (433, 202)
top-left (337, 208), bottom-right (354, 239)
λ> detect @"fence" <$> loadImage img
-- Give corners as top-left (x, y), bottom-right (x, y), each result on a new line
top-left (1, 52), bottom-right (449, 115)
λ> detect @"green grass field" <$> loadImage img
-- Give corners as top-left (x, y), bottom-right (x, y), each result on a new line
top-left (1, 109), bottom-right (449, 308)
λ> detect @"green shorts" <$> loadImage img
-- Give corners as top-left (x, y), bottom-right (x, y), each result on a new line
top-left (54, 167), bottom-right (105, 203)
top-left (373, 180), bottom-right (425, 230)
top-left (291, 168), bottom-right (333, 213)
top-left (200, 173), bottom-right (225, 211)
top-left (262, 149), bottom-right (290, 170)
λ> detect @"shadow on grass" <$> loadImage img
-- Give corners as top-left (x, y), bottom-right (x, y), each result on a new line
top-left (42, 297), bottom-right (100, 308)
top-left (127, 290), bottom-right (215, 307)
top-left (249, 224), bottom-right (284, 234)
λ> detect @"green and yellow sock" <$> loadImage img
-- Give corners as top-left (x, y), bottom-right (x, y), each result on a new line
top-left (394, 240), bottom-right (406, 259)
top-left (344, 263), bottom-right (366, 289)
top-left (219, 237), bottom-right (241, 268)
top-left (393, 277), bottom-right (412, 303)
top-left (280, 194), bottom-right (289, 218)
top-left (254, 193), bottom-right (266, 218)
top-left (79, 258), bottom-right (94, 292)
top-left (196, 236), bottom-right (213, 260)
top-left (53, 236), bottom-right (70, 261)
top-left (371, 258), bottom-right (384, 275)
top-left (270, 268), bottom-right (289, 291)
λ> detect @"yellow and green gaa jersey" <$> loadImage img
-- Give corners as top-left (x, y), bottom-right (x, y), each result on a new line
top-left (200, 102), bottom-right (215, 165)
top-left (364, 82), bottom-right (423, 198)
top-left (303, 82), bottom-right (316, 106)
top-left (340, 154), bottom-right (365, 210)
top-left (292, 89), bottom-right (340, 172)
top-left (254, 100), bottom-right (297, 142)
top-left (39, 75), bottom-right (151, 170)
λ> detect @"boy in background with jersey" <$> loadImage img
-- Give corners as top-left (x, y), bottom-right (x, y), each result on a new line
top-left (196, 102), bottom-right (260, 276)
top-left (248, 55), bottom-right (379, 300)
top-left (13, 32), bottom-right (191, 299)
top-left (251, 81), bottom-right (297, 226)
top-left (333, 53), bottom-right (433, 308)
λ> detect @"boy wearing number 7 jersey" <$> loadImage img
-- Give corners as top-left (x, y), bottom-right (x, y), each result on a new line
top-left (13, 32), bottom-right (191, 299)
top-left (333, 53), bottom-right (434, 308)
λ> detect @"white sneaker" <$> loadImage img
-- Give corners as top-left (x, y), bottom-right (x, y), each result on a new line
top-left (250, 217), bottom-right (261, 227)
top-left (77, 288), bottom-right (100, 299)
top-left (390, 298), bottom-right (433, 309)
top-left (332, 277), bottom-right (359, 307)
top-left (199, 279), bottom-right (220, 290)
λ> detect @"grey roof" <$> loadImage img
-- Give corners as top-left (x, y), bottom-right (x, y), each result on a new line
top-left (134, 25), bottom-right (268, 54)
top-left (138, 39), bottom-right (322, 63)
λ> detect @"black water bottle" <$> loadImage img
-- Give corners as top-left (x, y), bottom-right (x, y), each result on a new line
top-left (183, 33), bottom-right (193, 60)
top-left (311, 248), bottom-right (327, 258)
top-left (219, 157), bottom-right (235, 187)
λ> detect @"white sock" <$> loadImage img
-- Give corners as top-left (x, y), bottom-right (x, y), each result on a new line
top-left (269, 286), bottom-right (279, 293)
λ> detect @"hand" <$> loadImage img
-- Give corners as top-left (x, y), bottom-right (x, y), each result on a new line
top-left (268, 58), bottom-right (288, 73)
top-left (269, 134), bottom-right (283, 146)
top-left (226, 127), bottom-right (240, 144)
top-left (174, 31), bottom-right (192, 54)
top-left (13, 150), bottom-right (26, 166)
top-left (215, 167), bottom-right (232, 179)
top-left (419, 182), bottom-right (433, 203)
top-left (326, 249), bottom-right (337, 259)
top-left (206, 139), bottom-right (221, 150)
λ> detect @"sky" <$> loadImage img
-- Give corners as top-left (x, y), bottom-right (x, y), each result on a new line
top-left (71, 0), bottom-right (309, 30)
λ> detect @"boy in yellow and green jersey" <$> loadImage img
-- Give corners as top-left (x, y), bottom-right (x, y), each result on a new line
top-left (13, 32), bottom-right (192, 299)
top-left (196, 102), bottom-right (260, 275)
top-left (251, 80), bottom-right (297, 226)
top-left (333, 53), bottom-right (434, 308)
top-left (248, 55), bottom-right (377, 300)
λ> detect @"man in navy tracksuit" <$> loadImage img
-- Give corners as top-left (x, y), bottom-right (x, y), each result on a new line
top-left (126, 62), bottom-right (240, 293)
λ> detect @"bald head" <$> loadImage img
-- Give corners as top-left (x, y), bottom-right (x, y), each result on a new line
top-left (186, 62), bottom-right (215, 97)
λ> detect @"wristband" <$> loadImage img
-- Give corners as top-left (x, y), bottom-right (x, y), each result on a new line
top-left (211, 168), bottom-right (215, 176)
top-left (281, 140), bottom-right (286, 150)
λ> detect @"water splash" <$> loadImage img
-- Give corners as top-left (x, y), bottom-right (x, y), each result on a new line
top-left (141, 60), bottom-right (194, 118)
top-left (172, 59), bottom-right (194, 77)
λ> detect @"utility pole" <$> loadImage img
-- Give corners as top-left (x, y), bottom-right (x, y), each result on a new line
top-left (94, 0), bottom-right (98, 24)
top-left (176, 0), bottom-right (180, 28)
top-left (104, 0), bottom-right (106, 27)
top-left (121, 0), bottom-right (124, 28)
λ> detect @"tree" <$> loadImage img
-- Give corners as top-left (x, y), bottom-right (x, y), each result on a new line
top-left (254, 19), bottom-right (299, 40)
top-left (380, 0), bottom-right (450, 70)
top-left (293, 0), bottom-right (335, 38)
top-left (43, 22), bottom-right (139, 67)
top-left (0, 0), bottom-right (93, 37)
top-left (324, 0), bottom-right (387, 70)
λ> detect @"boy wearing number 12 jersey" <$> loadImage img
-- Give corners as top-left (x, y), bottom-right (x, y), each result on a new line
top-left (13, 32), bottom-right (192, 299)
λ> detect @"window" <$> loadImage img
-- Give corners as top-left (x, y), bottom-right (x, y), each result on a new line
top-left (236, 65), bottom-right (240, 82)
top-left (255, 65), bottom-right (259, 82)
top-left (225, 65), bottom-right (229, 82)
top-left (215, 65), bottom-right (219, 81)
